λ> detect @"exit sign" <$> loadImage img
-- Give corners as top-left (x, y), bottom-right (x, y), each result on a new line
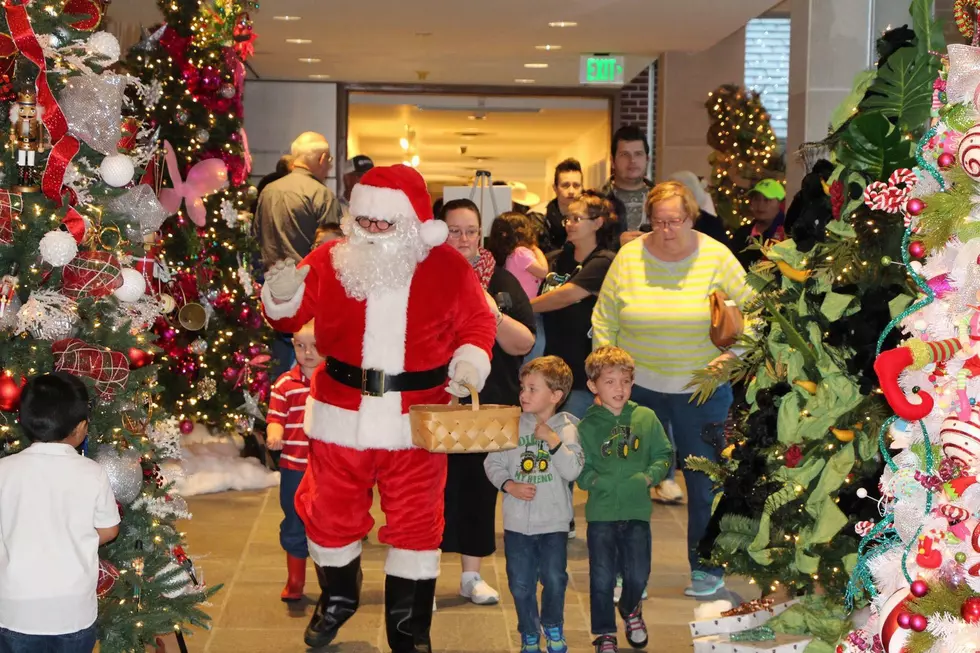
top-left (580, 55), bottom-right (625, 85)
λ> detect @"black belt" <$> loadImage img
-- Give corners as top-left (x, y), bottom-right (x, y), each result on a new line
top-left (326, 357), bottom-right (449, 398)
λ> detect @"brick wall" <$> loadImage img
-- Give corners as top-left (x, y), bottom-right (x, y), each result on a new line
top-left (618, 62), bottom-right (656, 178)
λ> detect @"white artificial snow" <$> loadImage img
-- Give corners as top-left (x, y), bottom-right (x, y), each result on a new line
top-left (159, 424), bottom-right (278, 497)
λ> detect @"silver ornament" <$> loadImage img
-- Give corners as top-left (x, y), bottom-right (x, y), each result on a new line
top-left (107, 185), bottom-right (168, 238)
top-left (219, 83), bottom-right (236, 99)
top-left (195, 129), bottom-right (210, 144)
top-left (0, 295), bottom-right (21, 331)
top-left (95, 447), bottom-right (143, 505)
top-left (189, 338), bottom-right (208, 355)
top-left (176, 110), bottom-right (190, 126)
top-left (28, 309), bottom-right (78, 341)
top-left (204, 289), bottom-right (219, 302)
top-left (197, 376), bottom-right (217, 400)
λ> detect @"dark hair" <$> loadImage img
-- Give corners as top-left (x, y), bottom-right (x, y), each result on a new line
top-left (611, 125), bottom-right (649, 158)
top-left (570, 189), bottom-right (619, 249)
top-left (487, 212), bottom-right (535, 267)
top-left (438, 198), bottom-right (482, 228)
top-left (275, 155), bottom-right (294, 176)
top-left (19, 372), bottom-right (89, 443)
top-left (553, 158), bottom-right (583, 187)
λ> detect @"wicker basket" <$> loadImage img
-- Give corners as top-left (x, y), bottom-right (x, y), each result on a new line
top-left (410, 384), bottom-right (520, 453)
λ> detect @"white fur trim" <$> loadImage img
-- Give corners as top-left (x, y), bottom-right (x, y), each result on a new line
top-left (349, 184), bottom-right (417, 223)
top-left (363, 286), bottom-right (409, 373)
top-left (308, 539), bottom-right (362, 568)
top-left (261, 281), bottom-right (305, 320)
top-left (420, 219), bottom-right (448, 246)
top-left (448, 344), bottom-right (491, 392)
top-left (385, 548), bottom-right (441, 580)
top-left (305, 398), bottom-right (415, 451)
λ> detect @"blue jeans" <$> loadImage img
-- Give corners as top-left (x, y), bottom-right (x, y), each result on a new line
top-left (279, 467), bottom-right (308, 558)
top-left (0, 623), bottom-right (97, 653)
top-left (524, 314), bottom-right (547, 364)
top-left (504, 530), bottom-right (568, 635)
top-left (586, 520), bottom-right (651, 635)
top-left (271, 332), bottom-right (295, 381)
top-left (631, 383), bottom-right (732, 576)
top-left (562, 389), bottom-right (594, 419)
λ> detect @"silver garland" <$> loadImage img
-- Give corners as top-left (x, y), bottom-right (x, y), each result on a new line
top-left (59, 72), bottom-right (126, 155)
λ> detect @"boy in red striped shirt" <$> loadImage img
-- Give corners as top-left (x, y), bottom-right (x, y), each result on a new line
top-left (267, 320), bottom-right (323, 601)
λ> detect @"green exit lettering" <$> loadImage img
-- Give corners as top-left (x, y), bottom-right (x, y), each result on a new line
top-left (585, 57), bottom-right (624, 84)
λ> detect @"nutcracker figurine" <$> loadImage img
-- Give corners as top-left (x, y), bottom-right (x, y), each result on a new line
top-left (8, 91), bottom-right (45, 193)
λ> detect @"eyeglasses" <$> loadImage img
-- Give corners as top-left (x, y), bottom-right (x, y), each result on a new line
top-left (651, 217), bottom-right (687, 230)
top-left (448, 227), bottom-right (481, 239)
top-left (562, 215), bottom-right (598, 226)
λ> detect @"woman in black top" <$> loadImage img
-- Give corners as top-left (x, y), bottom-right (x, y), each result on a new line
top-left (531, 190), bottom-right (617, 419)
top-left (437, 198), bottom-right (536, 606)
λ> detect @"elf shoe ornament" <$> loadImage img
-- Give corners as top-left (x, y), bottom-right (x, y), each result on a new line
top-left (875, 338), bottom-right (963, 420)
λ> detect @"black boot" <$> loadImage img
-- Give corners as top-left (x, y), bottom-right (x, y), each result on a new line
top-left (385, 575), bottom-right (436, 653)
top-left (303, 556), bottom-right (363, 648)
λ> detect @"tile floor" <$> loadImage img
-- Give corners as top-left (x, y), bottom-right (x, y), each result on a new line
top-left (177, 483), bottom-right (757, 652)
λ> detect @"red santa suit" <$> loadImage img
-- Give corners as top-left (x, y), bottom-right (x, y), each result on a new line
top-left (260, 166), bottom-right (495, 583)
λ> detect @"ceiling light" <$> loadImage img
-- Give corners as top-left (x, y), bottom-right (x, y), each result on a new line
top-left (308, 74), bottom-right (331, 79)
top-left (514, 78), bottom-right (536, 84)
top-left (286, 38), bottom-right (312, 44)
top-left (548, 21), bottom-right (577, 27)
top-left (524, 63), bottom-right (548, 69)
top-left (411, 154), bottom-right (420, 167)
top-left (535, 45), bottom-right (561, 51)
top-left (298, 58), bottom-right (321, 63)
top-left (399, 137), bottom-right (410, 150)
top-left (274, 15), bottom-right (301, 21)
top-left (402, 160), bottom-right (412, 167)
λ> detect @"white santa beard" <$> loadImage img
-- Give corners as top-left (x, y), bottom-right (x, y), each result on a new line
top-left (332, 219), bottom-right (429, 301)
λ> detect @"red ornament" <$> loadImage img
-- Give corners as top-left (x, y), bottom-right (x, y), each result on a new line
top-left (909, 613), bottom-right (928, 632)
top-left (897, 611), bottom-right (912, 629)
top-left (906, 197), bottom-right (926, 216)
top-left (179, 419), bottom-right (194, 435)
top-left (910, 579), bottom-right (929, 597)
top-left (0, 372), bottom-right (25, 412)
top-left (939, 152), bottom-right (956, 169)
top-left (962, 597), bottom-right (980, 623)
top-left (785, 445), bottom-right (803, 469)
top-left (909, 241), bottom-right (926, 258)
top-left (97, 559), bottom-right (119, 597)
top-left (127, 347), bottom-right (153, 370)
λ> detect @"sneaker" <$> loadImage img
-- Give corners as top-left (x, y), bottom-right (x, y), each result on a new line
top-left (654, 479), bottom-right (684, 503)
top-left (432, 597), bottom-right (437, 612)
top-left (521, 632), bottom-right (541, 652)
top-left (459, 575), bottom-right (500, 605)
top-left (623, 608), bottom-right (648, 649)
top-left (593, 635), bottom-right (618, 653)
top-left (613, 577), bottom-right (623, 604)
top-left (543, 625), bottom-right (568, 653)
top-left (684, 571), bottom-right (724, 597)
top-left (568, 520), bottom-right (576, 540)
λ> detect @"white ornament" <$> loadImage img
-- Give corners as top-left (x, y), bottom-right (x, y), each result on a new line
top-left (941, 408), bottom-right (980, 470)
top-left (220, 200), bottom-right (238, 228)
top-left (959, 124), bottom-right (980, 182)
top-left (158, 294), bottom-right (176, 314)
top-left (113, 268), bottom-right (146, 303)
top-left (100, 154), bottom-right (134, 187)
top-left (86, 31), bottom-right (121, 63)
top-left (913, 320), bottom-right (927, 332)
top-left (39, 230), bottom-right (78, 266)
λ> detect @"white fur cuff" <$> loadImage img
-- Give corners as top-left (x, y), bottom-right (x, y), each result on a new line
top-left (448, 344), bottom-right (491, 391)
top-left (261, 282), bottom-right (305, 321)
top-left (385, 548), bottom-right (441, 580)
top-left (308, 539), bottom-right (362, 567)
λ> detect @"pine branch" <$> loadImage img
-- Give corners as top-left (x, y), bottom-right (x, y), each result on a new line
top-left (685, 455), bottom-right (727, 482)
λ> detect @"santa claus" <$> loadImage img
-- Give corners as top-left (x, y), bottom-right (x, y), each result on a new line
top-left (260, 164), bottom-right (495, 652)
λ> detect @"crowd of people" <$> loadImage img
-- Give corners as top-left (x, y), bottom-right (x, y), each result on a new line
top-left (245, 126), bottom-right (784, 652)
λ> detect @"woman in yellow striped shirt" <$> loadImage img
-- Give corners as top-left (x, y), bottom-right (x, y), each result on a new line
top-left (591, 181), bottom-right (753, 598)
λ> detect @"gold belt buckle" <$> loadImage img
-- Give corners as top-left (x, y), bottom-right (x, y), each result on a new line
top-left (360, 368), bottom-right (385, 397)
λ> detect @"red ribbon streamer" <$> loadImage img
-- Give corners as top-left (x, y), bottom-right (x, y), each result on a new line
top-left (61, 206), bottom-right (86, 244)
top-left (4, 2), bottom-right (79, 205)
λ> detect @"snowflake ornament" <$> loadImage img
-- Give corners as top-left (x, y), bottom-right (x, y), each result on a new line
top-left (221, 200), bottom-right (238, 228)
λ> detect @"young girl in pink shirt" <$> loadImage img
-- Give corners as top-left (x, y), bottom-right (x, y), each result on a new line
top-left (489, 212), bottom-right (548, 301)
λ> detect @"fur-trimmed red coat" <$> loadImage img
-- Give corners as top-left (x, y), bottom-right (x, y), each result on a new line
top-left (261, 239), bottom-right (496, 451)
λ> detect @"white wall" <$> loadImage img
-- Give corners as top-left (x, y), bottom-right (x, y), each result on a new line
top-left (243, 81), bottom-right (339, 193)
top-left (656, 28), bottom-right (747, 181)
top-left (543, 116), bottom-right (611, 202)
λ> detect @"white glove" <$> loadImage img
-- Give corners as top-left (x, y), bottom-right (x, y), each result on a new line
top-left (265, 260), bottom-right (310, 302)
top-left (447, 360), bottom-right (479, 398)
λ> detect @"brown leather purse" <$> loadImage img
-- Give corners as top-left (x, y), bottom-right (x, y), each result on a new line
top-left (710, 290), bottom-right (743, 350)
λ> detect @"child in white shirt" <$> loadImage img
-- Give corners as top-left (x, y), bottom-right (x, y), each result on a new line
top-left (0, 372), bottom-right (120, 652)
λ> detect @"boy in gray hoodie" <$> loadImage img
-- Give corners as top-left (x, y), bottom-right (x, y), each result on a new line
top-left (485, 356), bottom-right (584, 653)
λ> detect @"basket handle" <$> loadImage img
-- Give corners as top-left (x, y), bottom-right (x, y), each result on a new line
top-left (449, 383), bottom-right (481, 411)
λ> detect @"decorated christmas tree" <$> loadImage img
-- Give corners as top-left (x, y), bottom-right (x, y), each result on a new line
top-left (705, 84), bottom-right (785, 229)
top-left (0, 1), bottom-right (216, 650)
top-left (838, 9), bottom-right (980, 653)
top-left (124, 0), bottom-right (269, 437)
top-left (688, 2), bottom-right (944, 649)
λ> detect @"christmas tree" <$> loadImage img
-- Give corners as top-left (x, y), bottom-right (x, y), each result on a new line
top-left (705, 84), bottom-right (785, 230)
top-left (124, 0), bottom-right (269, 437)
top-left (839, 9), bottom-right (980, 652)
top-left (688, 2), bottom-right (944, 648)
top-left (0, 1), bottom-right (216, 651)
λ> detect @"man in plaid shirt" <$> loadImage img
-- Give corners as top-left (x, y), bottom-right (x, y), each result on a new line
top-left (266, 320), bottom-right (322, 601)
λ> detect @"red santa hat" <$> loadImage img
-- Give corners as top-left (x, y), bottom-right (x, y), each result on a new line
top-left (349, 164), bottom-right (448, 247)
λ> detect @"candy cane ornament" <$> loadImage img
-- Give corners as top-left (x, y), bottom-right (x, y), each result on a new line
top-left (954, 0), bottom-right (980, 42)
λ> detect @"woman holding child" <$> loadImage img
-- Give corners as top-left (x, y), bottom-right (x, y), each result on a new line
top-left (438, 199), bottom-right (536, 606)
top-left (592, 181), bottom-right (753, 600)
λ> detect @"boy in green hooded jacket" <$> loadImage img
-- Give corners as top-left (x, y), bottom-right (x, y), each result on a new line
top-left (577, 346), bottom-right (672, 653)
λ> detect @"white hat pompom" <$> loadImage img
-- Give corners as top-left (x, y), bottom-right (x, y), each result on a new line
top-left (420, 219), bottom-right (449, 247)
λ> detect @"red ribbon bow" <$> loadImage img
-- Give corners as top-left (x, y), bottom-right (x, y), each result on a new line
top-left (234, 354), bottom-right (270, 389)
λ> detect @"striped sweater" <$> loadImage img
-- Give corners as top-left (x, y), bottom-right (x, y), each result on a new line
top-left (266, 365), bottom-right (311, 470)
top-left (592, 233), bottom-right (753, 394)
